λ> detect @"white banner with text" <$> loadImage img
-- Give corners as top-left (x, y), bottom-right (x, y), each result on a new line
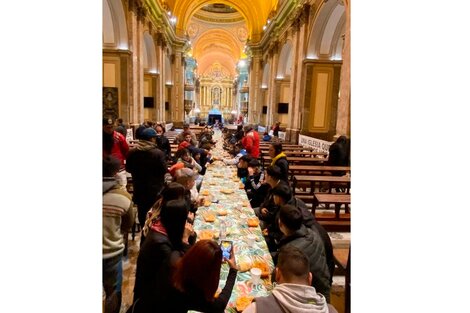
top-left (298, 134), bottom-right (332, 153)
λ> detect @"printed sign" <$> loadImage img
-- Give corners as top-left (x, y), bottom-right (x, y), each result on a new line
top-left (278, 131), bottom-right (286, 140)
top-left (298, 134), bottom-right (332, 153)
top-left (126, 129), bottom-right (133, 143)
top-left (165, 123), bottom-right (174, 132)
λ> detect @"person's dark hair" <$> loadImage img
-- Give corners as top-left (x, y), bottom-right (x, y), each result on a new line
top-left (266, 165), bottom-right (282, 180)
top-left (239, 155), bottom-right (252, 163)
top-left (271, 142), bottom-right (283, 155)
top-left (279, 204), bottom-right (303, 231)
top-left (271, 182), bottom-right (293, 203)
top-left (173, 240), bottom-right (222, 302)
top-left (117, 118), bottom-right (123, 124)
top-left (155, 123), bottom-right (165, 133)
top-left (336, 135), bottom-right (348, 145)
top-left (161, 182), bottom-right (190, 206)
top-left (277, 245), bottom-right (310, 282)
top-left (175, 148), bottom-right (190, 160)
top-left (182, 131), bottom-right (191, 138)
top-left (248, 159), bottom-right (260, 168)
top-left (159, 199), bottom-right (189, 250)
top-left (103, 156), bottom-right (121, 177)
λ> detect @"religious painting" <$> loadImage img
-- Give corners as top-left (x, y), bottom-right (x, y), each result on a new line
top-left (103, 87), bottom-right (118, 120)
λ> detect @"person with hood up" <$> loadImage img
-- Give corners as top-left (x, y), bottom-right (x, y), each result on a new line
top-left (242, 245), bottom-right (338, 313)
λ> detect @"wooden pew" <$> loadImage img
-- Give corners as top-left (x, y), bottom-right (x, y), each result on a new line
top-left (313, 193), bottom-right (351, 219)
top-left (289, 165), bottom-right (350, 175)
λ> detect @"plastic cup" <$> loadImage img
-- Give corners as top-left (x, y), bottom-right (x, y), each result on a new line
top-left (246, 234), bottom-right (257, 246)
top-left (250, 267), bottom-right (262, 285)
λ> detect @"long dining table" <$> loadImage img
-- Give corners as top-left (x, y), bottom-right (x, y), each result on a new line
top-left (191, 130), bottom-right (275, 312)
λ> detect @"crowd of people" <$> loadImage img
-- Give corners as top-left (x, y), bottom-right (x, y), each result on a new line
top-left (102, 117), bottom-right (350, 313)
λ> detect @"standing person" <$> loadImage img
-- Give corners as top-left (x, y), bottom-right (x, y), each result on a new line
top-left (154, 123), bottom-right (171, 160)
top-left (165, 240), bottom-right (238, 313)
top-left (242, 246), bottom-right (338, 313)
top-left (126, 128), bottom-right (168, 228)
top-left (135, 120), bottom-right (154, 140)
top-left (271, 205), bottom-right (331, 302)
top-left (272, 121), bottom-right (280, 138)
top-left (103, 117), bottom-right (129, 188)
top-left (115, 118), bottom-right (127, 137)
top-left (269, 142), bottom-right (289, 182)
top-left (131, 199), bottom-right (193, 313)
top-left (327, 135), bottom-right (350, 176)
top-left (241, 125), bottom-right (260, 158)
top-left (103, 156), bottom-right (135, 313)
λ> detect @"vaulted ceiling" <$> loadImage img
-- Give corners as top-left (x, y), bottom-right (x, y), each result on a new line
top-left (162, 0), bottom-right (279, 42)
top-left (159, 0), bottom-right (278, 79)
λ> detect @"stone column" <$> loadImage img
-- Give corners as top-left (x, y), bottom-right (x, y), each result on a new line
top-left (171, 43), bottom-right (185, 122)
top-left (154, 31), bottom-right (165, 123)
top-left (267, 43), bottom-right (279, 128)
top-left (128, 0), bottom-right (146, 124)
top-left (288, 4), bottom-right (310, 143)
top-left (336, 0), bottom-right (350, 137)
top-left (248, 48), bottom-right (262, 125)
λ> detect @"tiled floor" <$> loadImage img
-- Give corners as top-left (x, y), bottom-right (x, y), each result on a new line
top-left (118, 227), bottom-right (349, 313)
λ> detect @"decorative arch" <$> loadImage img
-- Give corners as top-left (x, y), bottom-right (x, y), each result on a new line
top-left (102, 0), bottom-right (128, 49)
top-left (277, 41), bottom-right (293, 79)
top-left (143, 32), bottom-right (157, 73)
top-left (306, 0), bottom-right (345, 60)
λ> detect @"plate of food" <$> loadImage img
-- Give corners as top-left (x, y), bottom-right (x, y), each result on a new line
top-left (203, 212), bottom-right (216, 222)
top-left (220, 189), bottom-right (234, 194)
top-left (235, 295), bottom-right (254, 312)
top-left (217, 208), bottom-right (228, 216)
top-left (247, 218), bottom-right (259, 227)
top-left (252, 260), bottom-right (271, 278)
top-left (198, 229), bottom-right (215, 240)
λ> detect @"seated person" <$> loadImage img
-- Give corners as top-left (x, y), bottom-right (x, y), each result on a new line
top-left (237, 155), bottom-right (252, 183)
top-left (175, 148), bottom-right (202, 174)
top-left (243, 245), bottom-right (337, 313)
top-left (252, 166), bottom-right (284, 248)
top-left (162, 240), bottom-right (238, 313)
top-left (174, 167), bottom-right (203, 213)
top-left (271, 205), bottom-right (332, 303)
top-left (198, 126), bottom-right (216, 149)
top-left (131, 199), bottom-right (193, 313)
top-left (267, 182), bottom-right (335, 282)
top-left (245, 159), bottom-right (265, 200)
top-left (262, 131), bottom-right (272, 142)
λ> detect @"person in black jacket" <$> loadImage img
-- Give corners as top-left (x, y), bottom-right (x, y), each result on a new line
top-left (126, 128), bottom-right (168, 228)
top-left (269, 183), bottom-right (335, 284)
top-left (154, 123), bottom-right (171, 161)
top-left (272, 204), bottom-right (331, 302)
top-left (268, 142), bottom-right (289, 182)
top-left (327, 135), bottom-right (350, 176)
top-left (131, 199), bottom-right (194, 313)
top-left (163, 240), bottom-right (238, 313)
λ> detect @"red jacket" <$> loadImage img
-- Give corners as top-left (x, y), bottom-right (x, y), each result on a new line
top-left (241, 130), bottom-right (260, 158)
top-left (103, 131), bottom-right (129, 168)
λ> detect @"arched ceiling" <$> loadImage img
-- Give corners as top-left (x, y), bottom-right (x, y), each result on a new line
top-left (184, 4), bottom-right (249, 79)
top-left (163, 0), bottom-right (279, 42)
